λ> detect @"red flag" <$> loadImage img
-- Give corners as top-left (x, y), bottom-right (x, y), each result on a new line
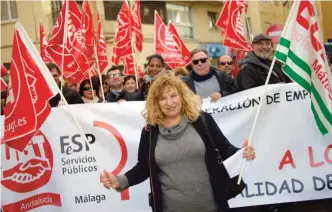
top-left (1, 63), bottom-right (7, 77)
top-left (155, 11), bottom-right (187, 70)
top-left (168, 23), bottom-right (191, 67)
top-left (121, 55), bottom-right (135, 76)
top-left (137, 65), bottom-right (145, 78)
top-left (97, 10), bottom-right (108, 73)
top-left (89, 64), bottom-right (99, 76)
top-left (216, 1), bottom-right (230, 35)
top-left (82, 0), bottom-right (94, 49)
top-left (112, 2), bottom-right (133, 65)
top-left (78, 0), bottom-right (95, 71)
top-left (4, 22), bottom-right (59, 152)
top-left (223, 1), bottom-right (251, 51)
top-left (1, 63), bottom-right (7, 91)
top-left (39, 23), bottom-right (52, 63)
top-left (131, 0), bottom-right (143, 52)
top-left (46, 0), bottom-right (85, 78)
top-left (230, 49), bottom-right (248, 77)
top-left (121, 54), bottom-right (144, 78)
top-left (0, 78), bottom-right (7, 91)
top-left (70, 0), bottom-right (91, 74)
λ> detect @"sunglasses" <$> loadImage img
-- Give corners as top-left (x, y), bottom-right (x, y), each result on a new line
top-left (83, 87), bottom-right (92, 91)
top-left (219, 61), bottom-right (233, 66)
top-left (192, 58), bottom-right (208, 65)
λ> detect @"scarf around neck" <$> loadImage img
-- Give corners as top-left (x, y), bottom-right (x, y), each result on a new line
top-left (158, 117), bottom-right (189, 140)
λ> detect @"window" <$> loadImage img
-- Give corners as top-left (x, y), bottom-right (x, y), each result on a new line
top-left (141, 1), bottom-right (167, 24)
top-left (75, 0), bottom-right (83, 6)
top-left (207, 11), bottom-right (217, 29)
top-left (51, 1), bottom-right (62, 25)
top-left (104, 1), bottom-right (123, 21)
top-left (167, 4), bottom-right (193, 39)
top-left (1, 0), bottom-right (18, 21)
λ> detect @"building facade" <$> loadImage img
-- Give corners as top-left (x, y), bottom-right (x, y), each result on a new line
top-left (1, 0), bottom-right (331, 71)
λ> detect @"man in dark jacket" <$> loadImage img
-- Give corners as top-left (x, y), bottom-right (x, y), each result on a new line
top-left (104, 66), bottom-right (124, 102)
top-left (237, 34), bottom-right (290, 91)
top-left (47, 63), bottom-right (83, 107)
top-left (186, 49), bottom-right (238, 102)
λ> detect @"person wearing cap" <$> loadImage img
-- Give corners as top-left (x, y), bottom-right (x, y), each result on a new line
top-left (237, 33), bottom-right (290, 91)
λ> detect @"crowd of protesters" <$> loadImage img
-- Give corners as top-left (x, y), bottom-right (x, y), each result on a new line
top-left (1, 34), bottom-right (332, 212)
top-left (39, 34), bottom-right (291, 108)
top-left (1, 33), bottom-right (331, 112)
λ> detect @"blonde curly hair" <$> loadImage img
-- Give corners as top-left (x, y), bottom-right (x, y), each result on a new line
top-left (143, 73), bottom-right (200, 126)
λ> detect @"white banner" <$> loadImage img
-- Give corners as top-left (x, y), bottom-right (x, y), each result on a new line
top-left (1, 83), bottom-right (331, 211)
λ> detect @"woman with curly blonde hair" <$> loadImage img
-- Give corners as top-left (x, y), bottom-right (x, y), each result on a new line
top-left (143, 72), bottom-right (199, 126)
top-left (100, 74), bottom-right (256, 212)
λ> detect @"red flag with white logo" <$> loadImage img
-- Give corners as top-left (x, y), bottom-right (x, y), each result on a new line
top-left (4, 22), bottom-right (59, 152)
top-left (39, 23), bottom-right (52, 63)
top-left (121, 55), bottom-right (135, 76)
top-left (222, 1), bottom-right (251, 51)
top-left (154, 11), bottom-right (187, 70)
top-left (137, 65), bottom-right (145, 78)
top-left (1, 63), bottom-right (7, 77)
top-left (112, 1), bottom-right (133, 65)
top-left (97, 10), bottom-right (108, 73)
top-left (82, 0), bottom-right (94, 58)
top-left (121, 54), bottom-right (144, 78)
top-left (46, 0), bottom-right (86, 79)
top-left (168, 23), bottom-right (191, 67)
top-left (216, 1), bottom-right (230, 35)
top-left (230, 49), bottom-right (248, 77)
top-left (131, 0), bottom-right (143, 52)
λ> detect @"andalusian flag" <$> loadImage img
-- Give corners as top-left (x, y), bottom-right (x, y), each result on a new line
top-left (275, 0), bottom-right (332, 135)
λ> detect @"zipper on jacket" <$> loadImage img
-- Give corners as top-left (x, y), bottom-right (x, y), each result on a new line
top-left (149, 131), bottom-right (157, 211)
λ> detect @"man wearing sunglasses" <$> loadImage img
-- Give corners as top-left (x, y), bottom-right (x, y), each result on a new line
top-left (185, 49), bottom-right (238, 102)
top-left (237, 34), bottom-right (290, 91)
top-left (218, 55), bottom-right (235, 75)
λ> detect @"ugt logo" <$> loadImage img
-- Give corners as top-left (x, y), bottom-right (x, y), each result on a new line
top-left (1, 131), bottom-right (53, 193)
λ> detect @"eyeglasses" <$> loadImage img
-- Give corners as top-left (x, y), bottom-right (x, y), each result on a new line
top-left (83, 87), bottom-right (92, 91)
top-left (219, 61), bottom-right (233, 66)
top-left (108, 73), bottom-right (122, 78)
top-left (192, 58), bottom-right (208, 65)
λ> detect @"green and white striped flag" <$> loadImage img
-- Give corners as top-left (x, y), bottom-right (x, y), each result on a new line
top-left (275, 0), bottom-right (332, 135)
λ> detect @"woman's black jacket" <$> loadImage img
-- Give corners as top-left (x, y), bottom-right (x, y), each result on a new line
top-left (123, 112), bottom-right (239, 212)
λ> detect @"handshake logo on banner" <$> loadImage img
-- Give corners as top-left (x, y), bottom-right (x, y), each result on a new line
top-left (1, 131), bottom-right (62, 211)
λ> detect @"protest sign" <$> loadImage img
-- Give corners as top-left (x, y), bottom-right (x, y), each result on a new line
top-left (1, 83), bottom-right (331, 211)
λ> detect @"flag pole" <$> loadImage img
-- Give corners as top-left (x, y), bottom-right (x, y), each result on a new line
top-left (237, 57), bottom-right (277, 184)
top-left (128, 1), bottom-right (139, 90)
top-left (245, 15), bottom-right (253, 42)
top-left (95, 6), bottom-right (106, 102)
top-left (94, 45), bottom-right (106, 102)
top-left (131, 37), bottom-right (139, 90)
top-left (61, 0), bottom-right (69, 98)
